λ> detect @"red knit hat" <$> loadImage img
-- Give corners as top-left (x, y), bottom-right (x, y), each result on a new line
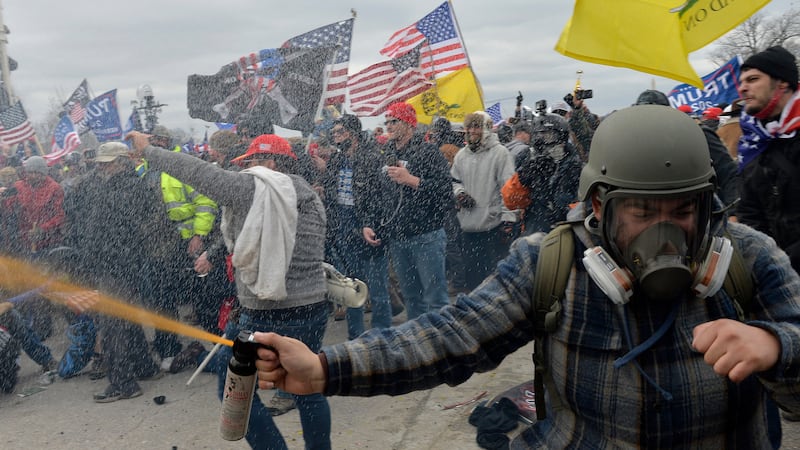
top-left (231, 134), bottom-right (296, 165)
top-left (386, 102), bottom-right (418, 127)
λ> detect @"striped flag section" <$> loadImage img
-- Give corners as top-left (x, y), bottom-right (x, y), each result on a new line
top-left (283, 19), bottom-right (353, 106)
top-left (44, 115), bottom-right (81, 163)
top-left (63, 79), bottom-right (91, 133)
top-left (0, 101), bottom-right (35, 145)
top-left (380, 2), bottom-right (468, 78)
top-left (347, 47), bottom-right (431, 116)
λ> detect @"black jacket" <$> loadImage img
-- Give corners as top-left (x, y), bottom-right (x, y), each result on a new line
top-left (321, 135), bottom-right (391, 244)
top-left (64, 169), bottom-right (177, 298)
top-left (738, 132), bottom-right (800, 270)
top-left (359, 133), bottom-right (454, 241)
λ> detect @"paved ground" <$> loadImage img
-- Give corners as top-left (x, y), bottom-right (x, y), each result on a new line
top-left (2, 305), bottom-right (800, 449)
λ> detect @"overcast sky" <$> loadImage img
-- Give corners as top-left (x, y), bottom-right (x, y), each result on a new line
top-left (2, 0), bottom-right (793, 140)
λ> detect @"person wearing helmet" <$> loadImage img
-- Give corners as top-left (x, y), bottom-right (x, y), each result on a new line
top-left (512, 113), bottom-right (582, 234)
top-left (248, 105), bottom-right (800, 449)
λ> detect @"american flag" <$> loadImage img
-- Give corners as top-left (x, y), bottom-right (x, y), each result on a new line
top-left (194, 129), bottom-right (209, 153)
top-left (44, 115), bottom-right (81, 163)
top-left (486, 102), bottom-right (503, 125)
top-left (63, 79), bottom-right (91, 133)
top-left (283, 18), bottom-right (353, 106)
top-left (348, 46), bottom-right (431, 116)
top-left (380, 2), bottom-right (469, 79)
top-left (0, 100), bottom-right (35, 145)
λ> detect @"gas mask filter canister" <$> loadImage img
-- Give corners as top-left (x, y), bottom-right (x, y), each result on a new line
top-left (583, 222), bottom-right (733, 304)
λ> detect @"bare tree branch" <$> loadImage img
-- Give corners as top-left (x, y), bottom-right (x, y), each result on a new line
top-left (709, 7), bottom-right (800, 66)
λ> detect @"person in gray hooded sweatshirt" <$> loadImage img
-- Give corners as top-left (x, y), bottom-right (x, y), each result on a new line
top-left (451, 111), bottom-right (515, 290)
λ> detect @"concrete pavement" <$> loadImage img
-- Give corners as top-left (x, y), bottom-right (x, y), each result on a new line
top-left (2, 306), bottom-right (800, 449)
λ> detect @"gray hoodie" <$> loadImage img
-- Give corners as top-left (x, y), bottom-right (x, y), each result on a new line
top-left (450, 134), bottom-right (515, 232)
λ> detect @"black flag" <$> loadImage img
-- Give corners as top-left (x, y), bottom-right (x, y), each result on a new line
top-left (187, 46), bottom-right (335, 133)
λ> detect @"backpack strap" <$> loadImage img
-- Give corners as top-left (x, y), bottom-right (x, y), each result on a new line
top-left (722, 232), bottom-right (755, 321)
top-left (531, 223), bottom-right (575, 420)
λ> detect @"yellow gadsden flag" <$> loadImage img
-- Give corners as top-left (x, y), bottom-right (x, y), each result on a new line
top-left (406, 67), bottom-right (484, 125)
top-left (555, 0), bottom-right (769, 88)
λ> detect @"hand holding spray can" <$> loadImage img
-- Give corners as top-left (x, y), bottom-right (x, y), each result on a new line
top-left (220, 330), bottom-right (259, 441)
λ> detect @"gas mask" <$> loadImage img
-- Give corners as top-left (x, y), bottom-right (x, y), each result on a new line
top-left (582, 191), bottom-right (730, 304)
top-left (533, 130), bottom-right (560, 150)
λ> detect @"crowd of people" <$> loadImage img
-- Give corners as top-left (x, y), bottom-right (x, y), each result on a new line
top-left (0, 45), bottom-right (799, 449)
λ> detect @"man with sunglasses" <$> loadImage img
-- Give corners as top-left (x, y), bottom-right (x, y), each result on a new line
top-left (321, 114), bottom-right (393, 336)
top-left (360, 102), bottom-right (454, 320)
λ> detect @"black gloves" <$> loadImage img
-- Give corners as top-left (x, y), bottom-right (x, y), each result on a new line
top-left (456, 192), bottom-right (477, 209)
top-left (517, 153), bottom-right (556, 188)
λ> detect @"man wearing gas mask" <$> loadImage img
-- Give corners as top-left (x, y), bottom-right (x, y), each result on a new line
top-left (514, 113), bottom-right (583, 234)
top-left (251, 106), bottom-right (800, 449)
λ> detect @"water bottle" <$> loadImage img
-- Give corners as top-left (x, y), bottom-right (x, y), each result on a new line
top-left (220, 330), bottom-right (258, 441)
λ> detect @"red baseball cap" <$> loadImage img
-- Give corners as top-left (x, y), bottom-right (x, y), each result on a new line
top-left (702, 107), bottom-right (723, 120)
top-left (677, 104), bottom-right (694, 114)
top-left (231, 134), bottom-right (296, 165)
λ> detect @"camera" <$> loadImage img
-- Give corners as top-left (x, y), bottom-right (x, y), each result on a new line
top-left (563, 89), bottom-right (593, 109)
top-left (535, 99), bottom-right (547, 115)
top-left (575, 89), bottom-right (593, 100)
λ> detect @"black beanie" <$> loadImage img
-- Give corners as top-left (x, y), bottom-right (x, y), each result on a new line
top-left (742, 46), bottom-right (798, 90)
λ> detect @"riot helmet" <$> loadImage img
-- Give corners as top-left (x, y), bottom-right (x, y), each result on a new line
top-left (578, 105), bottom-right (717, 302)
top-left (634, 89), bottom-right (670, 106)
top-left (531, 113), bottom-right (569, 149)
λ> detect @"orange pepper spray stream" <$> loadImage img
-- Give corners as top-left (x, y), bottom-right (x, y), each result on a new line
top-left (0, 255), bottom-right (233, 348)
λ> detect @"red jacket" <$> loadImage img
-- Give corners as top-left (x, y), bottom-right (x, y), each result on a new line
top-left (11, 176), bottom-right (65, 252)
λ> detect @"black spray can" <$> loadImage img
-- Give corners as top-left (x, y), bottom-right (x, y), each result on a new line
top-left (220, 330), bottom-right (258, 441)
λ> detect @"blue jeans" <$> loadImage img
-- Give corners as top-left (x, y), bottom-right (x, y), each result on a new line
top-left (461, 225), bottom-right (505, 290)
top-left (0, 309), bottom-right (53, 368)
top-left (216, 302), bottom-right (331, 450)
top-left (390, 228), bottom-right (450, 319)
top-left (360, 251), bottom-right (391, 329)
top-left (329, 205), bottom-right (365, 339)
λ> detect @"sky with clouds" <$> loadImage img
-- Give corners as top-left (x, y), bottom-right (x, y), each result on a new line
top-left (1, 0), bottom-right (793, 140)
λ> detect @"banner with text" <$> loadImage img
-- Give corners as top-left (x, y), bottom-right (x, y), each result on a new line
top-left (667, 56), bottom-right (742, 114)
top-left (85, 89), bottom-right (123, 142)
